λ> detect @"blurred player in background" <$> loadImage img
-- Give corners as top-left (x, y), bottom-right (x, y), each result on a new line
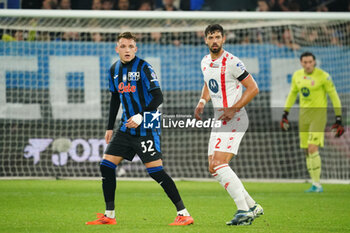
top-left (86, 32), bottom-right (193, 226)
top-left (195, 24), bottom-right (263, 226)
top-left (281, 52), bottom-right (344, 193)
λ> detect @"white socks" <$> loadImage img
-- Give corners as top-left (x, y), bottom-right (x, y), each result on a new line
top-left (105, 210), bottom-right (115, 218)
top-left (177, 208), bottom-right (190, 216)
top-left (213, 164), bottom-right (252, 211)
top-left (243, 189), bottom-right (256, 208)
top-left (313, 182), bottom-right (322, 188)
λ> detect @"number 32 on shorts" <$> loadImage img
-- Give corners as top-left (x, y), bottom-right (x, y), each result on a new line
top-left (141, 140), bottom-right (155, 153)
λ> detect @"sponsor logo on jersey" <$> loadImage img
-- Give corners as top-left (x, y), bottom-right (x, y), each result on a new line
top-left (150, 72), bottom-right (158, 82)
top-left (301, 87), bottom-right (310, 97)
top-left (128, 72), bottom-right (140, 81)
top-left (208, 79), bottom-right (219, 93)
top-left (118, 82), bottom-right (136, 93)
top-left (210, 62), bottom-right (219, 68)
top-left (123, 74), bottom-right (127, 82)
top-left (113, 74), bottom-right (118, 79)
top-left (211, 94), bottom-right (222, 99)
top-left (236, 61), bottom-right (246, 71)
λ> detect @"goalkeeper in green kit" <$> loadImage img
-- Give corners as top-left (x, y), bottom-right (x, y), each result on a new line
top-left (281, 52), bottom-right (344, 193)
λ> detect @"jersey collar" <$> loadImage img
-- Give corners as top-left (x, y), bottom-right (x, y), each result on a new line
top-left (210, 50), bottom-right (225, 62)
top-left (121, 56), bottom-right (137, 67)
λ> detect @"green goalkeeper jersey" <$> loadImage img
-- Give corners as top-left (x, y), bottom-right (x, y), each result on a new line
top-left (284, 67), bottom-right (342, 116)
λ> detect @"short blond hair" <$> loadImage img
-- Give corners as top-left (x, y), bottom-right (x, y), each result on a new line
top-left (117, 32), bottom-right (136, 42)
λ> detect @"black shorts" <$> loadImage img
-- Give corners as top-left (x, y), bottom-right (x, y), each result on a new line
top-left (105, 131), bottom-right (162, 163)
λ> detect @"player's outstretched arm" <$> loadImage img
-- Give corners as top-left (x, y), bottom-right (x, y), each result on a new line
top-left (218, 75), bottom-right (259, 122)
top-left (324, 75), bottom-right (344, 137)
top-left (233, 75), bottom-right (259, 110)
top-left (281, 74), bottom-right (298, 131)
top-left (105, 92), bottom-right (120, 143)
top-left (195, 83), bottom-right (211, 120)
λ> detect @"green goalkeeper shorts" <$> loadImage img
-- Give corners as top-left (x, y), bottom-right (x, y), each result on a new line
top-left (299, 131), bottom-right (325, 148)
top-left (299, 109), bottom-right (327, 149)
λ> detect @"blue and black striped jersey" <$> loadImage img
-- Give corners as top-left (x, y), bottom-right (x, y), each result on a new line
top-left (108, 56), bottom-right (161, 136)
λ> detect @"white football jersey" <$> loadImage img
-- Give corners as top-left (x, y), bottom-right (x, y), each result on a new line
top-left (201, 50), bottom-right (250, 112)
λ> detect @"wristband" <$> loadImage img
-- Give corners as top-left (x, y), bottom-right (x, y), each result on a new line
top-left (199, 99), bottom-right (207, 105)
top-left (132, 113), bottom-right (143, 125)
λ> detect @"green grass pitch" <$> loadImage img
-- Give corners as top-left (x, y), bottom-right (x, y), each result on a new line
top-left (0, 180), bottom-right (349, 233)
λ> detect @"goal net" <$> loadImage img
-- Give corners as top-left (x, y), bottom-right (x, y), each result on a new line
top-left (0, 10), bottom-right (349, 181)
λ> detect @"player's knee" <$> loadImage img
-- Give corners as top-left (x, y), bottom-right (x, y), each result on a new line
top-left (100, 159), bottom-right (117, 181)
top-left (147, 166), bottom-right (175, 187)
top-left (209, 159), bottom-right (224, 174)
top-left (208, 166), bottom-right (215, 174)
top-left (147, 166), bottom-right (165, 182)
top-left (308, 144), bottom-right (318, 154)
top-left (103, 154), bottom-right (123, 165)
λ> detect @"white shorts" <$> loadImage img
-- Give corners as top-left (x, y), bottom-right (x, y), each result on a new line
top-left (208, 109), bottom-right (249, 156)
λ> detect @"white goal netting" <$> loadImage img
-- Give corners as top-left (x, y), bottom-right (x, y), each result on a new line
top-left (0, 10), bottom-right (349, 181)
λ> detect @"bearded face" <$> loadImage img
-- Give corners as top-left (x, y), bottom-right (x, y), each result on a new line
top-left (205, 30), bottom-right (225, 54)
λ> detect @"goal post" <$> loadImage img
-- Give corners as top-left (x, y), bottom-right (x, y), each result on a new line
top-left (0, 10), bottom-right (349, 182)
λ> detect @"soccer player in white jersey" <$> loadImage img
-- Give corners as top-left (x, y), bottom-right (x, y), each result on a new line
top-left (194, 24), bottom-right (263, 226)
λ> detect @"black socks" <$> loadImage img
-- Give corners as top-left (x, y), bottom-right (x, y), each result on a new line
top-left (100, 159), bottom-right (117, 210)
top-left (147, 166), bottom-right (185, 211)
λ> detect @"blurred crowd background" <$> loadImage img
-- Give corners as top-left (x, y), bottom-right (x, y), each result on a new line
top-left (1, 0), bottom-right (350, 48)
top-left (2, 0), bottom-right (349, 12)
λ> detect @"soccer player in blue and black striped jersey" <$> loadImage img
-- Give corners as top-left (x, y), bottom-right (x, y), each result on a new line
top-left (86, 32), bottom-right (193, 226)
